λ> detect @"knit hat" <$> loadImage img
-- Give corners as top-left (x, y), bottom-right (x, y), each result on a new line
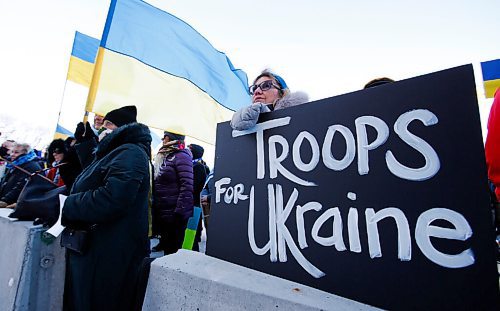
top-left (253, 70), bottom-right (289, 95)
top-left (272, 73), bottom-right (288, 91)
top-left (364, 77), bottom-right (394, 89)
top-left (188, 144), bottom-right (204, 159)
top-left (163, 130), bottom-right (185, 142)
top-left (48, 139), bottom-right (67, 155)
top-left (103, 105), bottom-right (137, 127)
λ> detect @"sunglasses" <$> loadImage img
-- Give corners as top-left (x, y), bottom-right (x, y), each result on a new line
top-left (249, 80), bottom-right (280, 95)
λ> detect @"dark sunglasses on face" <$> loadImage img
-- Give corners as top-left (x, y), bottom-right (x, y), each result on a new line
top-left (249, 80), bottom-right (280, 95)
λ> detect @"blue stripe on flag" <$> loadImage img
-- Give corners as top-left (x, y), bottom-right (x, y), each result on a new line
top-left (99, 0), bottom-right (250, 112)
top-left (481, 59), bottom-right (500, 81)
top-left (56, 124), bottom-right (74, 136)
top-left (71, 32), bottom-right (100, 63)
top-left (101, 0), bottom-right (119, 47)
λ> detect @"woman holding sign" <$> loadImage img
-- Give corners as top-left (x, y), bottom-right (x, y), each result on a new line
top-left (231, 70), bottom-right (309, 130)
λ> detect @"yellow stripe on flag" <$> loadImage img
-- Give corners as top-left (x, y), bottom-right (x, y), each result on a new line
top-left (484, 79), bottom-right (500, 98)
top-left (88, 49), bottom-right (234, 144)
top-left (66, 56), bottom-right (95, 87)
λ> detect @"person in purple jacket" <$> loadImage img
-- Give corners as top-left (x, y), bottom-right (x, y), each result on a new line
top-left (152, 130), bottom-right (194, 254)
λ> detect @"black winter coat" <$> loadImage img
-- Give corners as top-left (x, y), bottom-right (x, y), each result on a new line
top-left (62, 123), bottom-right (151, 311)
top-left (193, 160), bottom-right (208, 206)
top-left (0, 160), bottom-right (42, 204)
top-left (58, 145), bottom-right (82, 190)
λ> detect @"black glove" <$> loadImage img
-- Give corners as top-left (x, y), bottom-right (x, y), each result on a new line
top-left (74, 122), bottom-right (97, 143)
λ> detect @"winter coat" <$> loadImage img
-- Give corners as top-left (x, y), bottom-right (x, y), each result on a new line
top-left (46, 167), bottom-right (65, 187)
top-left (74, 138), bottom-right (98, 170)
top-left (61, 123), bottom-right (151, 311)
top-left (189, 144), bottom-right (209, 206)
top-left (230, 91), bottom-right (309, 130)
top-left (46, 139), bottom-right (82, 190)
top-left (153, 148), bottom-right (194, 223)
top-left (59, 145), bottom-right (83, 190)
top-left (0, 160), bottom-right (42, 204)
top-left (193, 160), bottom-right (209, 206)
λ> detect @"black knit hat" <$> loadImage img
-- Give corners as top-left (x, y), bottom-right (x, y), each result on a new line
top-left (104, 105), bottom-right (137, 127)
top-left (163, 130), bottom-right (185, 142)
top-left (364, 77), bottom-right (394, 89)
top-left (188, 144), bottom-right (204, 159)
top-left (48, 139), bottom-right (67, 155)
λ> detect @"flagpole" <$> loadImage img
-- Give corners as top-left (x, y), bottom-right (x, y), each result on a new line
top-left (83, 46), bottom-right (105, 124)
top-left (83, 111), bottom-right (89, 124)
top-left (53, 32), bottom-right (75, 139)
top-left (84, 0), bottom-right (116, 124)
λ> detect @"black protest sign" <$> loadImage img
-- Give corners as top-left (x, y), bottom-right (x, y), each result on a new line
top-left (207, 65), bottom-right (499, 310)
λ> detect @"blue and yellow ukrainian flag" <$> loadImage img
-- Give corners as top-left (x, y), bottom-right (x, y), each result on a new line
top-left (481, 59), bottom-right (500, 98)
top-left (55, 32), bottom-right (100, 139)
top-left (87, 0), bottom-right (250, 144)
top-left (67, 31), bottom-right (100, 87)
top-left (54, 124), bottom-right (75, 140)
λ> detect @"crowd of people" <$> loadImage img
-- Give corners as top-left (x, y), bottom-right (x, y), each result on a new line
top-left (0, 69), bottom-right (499, 310)
top-left (0, 104), bottom-right (212, 310)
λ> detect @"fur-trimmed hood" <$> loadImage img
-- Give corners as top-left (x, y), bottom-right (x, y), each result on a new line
top-left (95, 122), bottom-right (152, 160)
top-left (230, 91), bottom-right (310, 131)
top-left (273, 91), bottom-right (309, 110)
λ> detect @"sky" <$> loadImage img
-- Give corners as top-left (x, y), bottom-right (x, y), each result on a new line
top-left (0, 0), bottom-right (499, 165)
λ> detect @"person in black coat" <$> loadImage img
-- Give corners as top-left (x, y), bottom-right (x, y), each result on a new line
top-left (59, 137), bottom-right (83, 191)
top-left (188, 143), bottom-right (209, 251)
top-left (0, 143), bottom-right (42, 207)
top-left (200, 170), bottom-right (214, 229)
top-left (46, 138), bottom-right (82, 190)
top-left (62, 106), bottom-right (151, 311)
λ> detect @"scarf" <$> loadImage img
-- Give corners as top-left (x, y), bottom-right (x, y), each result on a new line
top-left (51, 161), bottom-right (61, 184)
top-left (153, 140), bottom-right (185, 179)
top-left (158, 140), bottom-right (185, 155)
top-left (6, 150), bottom-right (37, 170)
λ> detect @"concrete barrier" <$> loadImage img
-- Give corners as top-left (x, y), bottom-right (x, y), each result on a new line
top-left (0, 210), bottom-right (65, 311)
top-left (143, 249), bottom-right (380, 310)
top-left (0, 209), bottom-right (380, 311)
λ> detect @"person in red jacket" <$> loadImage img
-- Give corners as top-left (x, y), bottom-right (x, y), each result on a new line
top-left (45, 138), bottom-right (82, 190)
top-left (486, 89), bottom-right (500, 201)
top-left (46, 139), bottom-right (67, 187)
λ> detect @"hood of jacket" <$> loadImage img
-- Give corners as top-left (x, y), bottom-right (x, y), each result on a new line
top-left (273, 91), bottom-right (309, 111)
top-left (95, 122), bottom-right (152, 160)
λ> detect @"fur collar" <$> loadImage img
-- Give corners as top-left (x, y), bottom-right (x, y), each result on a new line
top-left (274, 91), bottom-right (309, 110)
top-left (95, 123), bottom-right (152, 160)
